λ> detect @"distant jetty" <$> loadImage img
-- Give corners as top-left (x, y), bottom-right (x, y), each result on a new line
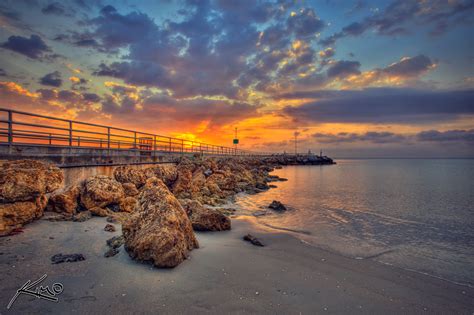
top-left (262, 154), bottom-right (336, 166)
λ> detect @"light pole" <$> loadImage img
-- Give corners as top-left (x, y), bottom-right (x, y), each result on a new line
top-left (294, 131), bottom-right (298, 156)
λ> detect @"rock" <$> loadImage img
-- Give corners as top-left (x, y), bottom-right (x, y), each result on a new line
top-left (179, 199), bottom-right (231, 231)
top-left (72, 211), bottom-right (91, 222)
top-left (121, 182), bottom-right (139, 197)
top-left (269, 200), bottom-right (287, 211)
top-left (44, 213), bottom-right (72, 221)
top-left (47, 184), bottom-right (80, 215)
top-left (144, 164), bottom-right (178, 187)
top-left (243, 234), bottom-right (264, 247)
top-left (122, 177), bottom-right (198, 268)
top-left (80, 175), bottom-right (125, 210)
top-left (106, 235), bottom-right (124, 249)
top-left (0, 160), bottom-right (63, 203)
top-left (89, 207), bottom-right (112, 217)
top-left (0, 195), bottom-right (47, 236)
top-left (106, 216), bottom-right (119, 224)
top-left (203, 169), bottom-right (213, 177)
top-left (113, 166), bottom-right (147, 188)
top-left (104, 248), bottom-right (120, 258)
top-left (269, 184), bottom-right (277, 188)
top-left (215, 208), bottom-right (236, 216)
top-left (104, 224), bottom-right (116, 232)
top-left (51, 253), bottom-right (85, 264)
top-left (119, 197), bottom-right (137, 213)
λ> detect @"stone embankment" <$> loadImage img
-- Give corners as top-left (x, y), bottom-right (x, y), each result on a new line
top-left (0, 155), bottom-right (334, 267)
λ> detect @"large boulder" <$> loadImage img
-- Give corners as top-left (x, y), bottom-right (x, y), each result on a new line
top-left (122, 177), bottom-right (198, 268)
top-left (0, 195), bottom-right (48, 236)
top-left (144, 164), bottom-right (178, 187)
top-left (179, 199), bottom-right (231, 231)
top-left (80, 175), bottom-right (125, 210)
top-left (47, 184), bottom-right (81, 215)
top-left (0, 160), bottom-right (63, 203)
top-left (113, 166), bottom-right (147, 188)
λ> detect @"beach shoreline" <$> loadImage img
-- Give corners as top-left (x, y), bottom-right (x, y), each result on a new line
top-left (1, 215), bottom-right (473, 314)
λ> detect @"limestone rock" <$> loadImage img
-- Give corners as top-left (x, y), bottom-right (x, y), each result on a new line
top-left (47, 184), bottom-right (80, 215)
top-left (144, 164), bottom-right (178, 187)
top-left (119, 196), bottom-right (137, 213)
top-left (179, 199), bottom-right (231, 231)
top-left (113, 166), bottom-right (147, 188)
top-left (269, 200), bottom-right (287, 211)
top-left (80, 175), bottom-right (125, 210)
top-left (0, 195), bottom-right (48, 236)
top-left (122, 182), bottom-right (139, 197)
top-left (122, 177), bottom-right (198, 268)
top-left (0, 160), bottom-right (63, 203)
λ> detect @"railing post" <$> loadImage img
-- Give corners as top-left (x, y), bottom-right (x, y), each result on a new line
top-left (7, 110), bottom-right (12, 153)
top-left (68, 121), bottom-right (72, 147)
top-left (49, 133), bottom-right (52, 145)
top-left (107, 127), bottom-right (111, 149)
top-left (169, 138), bottom-right (172, 152)
top-left (181, 139), bottom-right (184, 156)
top-left (153, 135), bottom-right (157, 157)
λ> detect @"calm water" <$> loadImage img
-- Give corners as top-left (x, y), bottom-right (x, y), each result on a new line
top-left (235, 159), bottom-right (474, 286)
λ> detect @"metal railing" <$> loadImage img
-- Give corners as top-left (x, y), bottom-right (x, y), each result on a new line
top-left (0, 108), bottom-right (272, 156)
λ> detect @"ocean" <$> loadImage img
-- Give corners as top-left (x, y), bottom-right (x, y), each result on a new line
top-left (235, 159), bottom-right (474, 287)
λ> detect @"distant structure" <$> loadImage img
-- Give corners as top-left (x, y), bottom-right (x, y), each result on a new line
top-left (320, 149), bottom-right (323, 157)
top-left (294, 131), bottom-right (298, 155)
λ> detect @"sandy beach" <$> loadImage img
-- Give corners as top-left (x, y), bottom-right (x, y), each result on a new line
top-left (1, 215), bottom-right (473, 314)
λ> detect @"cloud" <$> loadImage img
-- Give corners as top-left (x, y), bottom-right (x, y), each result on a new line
top-left (313, 131), bottom-right (407, 144)
top-left (282, 88), bottom-right (474, 124)
top-left (318, 47), bottom-right (335, 59)
top-left (417, 129), bottom-right (474, 143)
top-left (0, 69), bottom-right (6, 76)
top-left (311, 129), bottom-right (474, 145)
top-left (287, 8), bottom-right (325, 37)
top-left (39, 71), bottom-right (62, 87)
top-left (321, 0), bottom-right (474, 46)
top-left (327, 60), bottom-right (361, 78)
top-left (41, 2), bottom-right (74, 16)
top-left (0, 34), bottom-right (53, 60)
top-left (383, 55), bottom-right (434, 77)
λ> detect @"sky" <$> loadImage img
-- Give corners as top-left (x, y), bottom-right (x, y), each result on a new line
top-left (0, 0), bottom-right (473, 157)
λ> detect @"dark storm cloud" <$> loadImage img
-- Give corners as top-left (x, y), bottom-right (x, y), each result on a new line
top-left (283, 88), bottom-right (474, 124)
top-left (326, 60), bottom-right (361, 78)
top-left (0, 35), bottom-right (52, 59)
top-left (417, 129), bottom-right (474, 143)
top-left (321, 0), bottom-right (474, 46)
top-left (0, 69), bottom-right (6, 76)
top-left (39, 71), bottom-right (62, 87)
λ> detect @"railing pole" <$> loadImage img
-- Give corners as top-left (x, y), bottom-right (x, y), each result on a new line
top-left (153, 135), bottom-right (157, 157)
top-left (169, 138), bottom-right (172, 152)
top-left (68, 121), bottom-right (73, 147)
top-left (181, 139), bottom-right (184, 156)
top-left (7, 110), bottom-right (12, 153)
top-left (107, 127), bottom-right (111, 149)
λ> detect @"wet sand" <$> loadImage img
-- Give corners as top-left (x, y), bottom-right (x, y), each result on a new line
top-left (0, 216), bottom-right (473, 314)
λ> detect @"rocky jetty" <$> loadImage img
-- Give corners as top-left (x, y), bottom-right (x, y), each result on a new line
top-left (0, 155), bottom-right (334, 267)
